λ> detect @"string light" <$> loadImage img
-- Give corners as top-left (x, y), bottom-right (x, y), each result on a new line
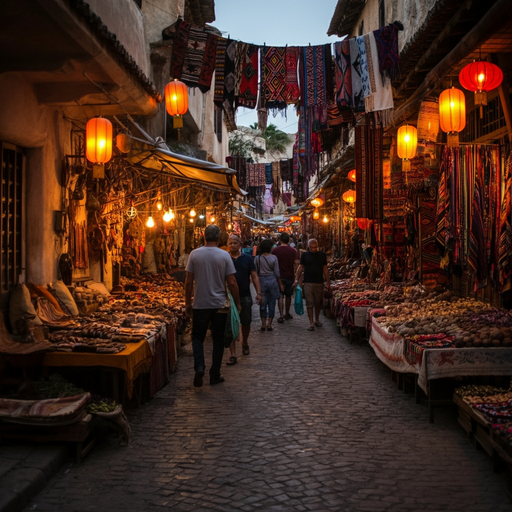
top-left (189, 208), bottom-right (196, 217)
top-left (146, 216), bottom-right (155, 228)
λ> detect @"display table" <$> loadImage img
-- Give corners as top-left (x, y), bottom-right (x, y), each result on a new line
top-left (42, 340), bottom-right (152, 400)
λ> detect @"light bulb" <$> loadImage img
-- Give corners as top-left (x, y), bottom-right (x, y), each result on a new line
top-left (210, 217), bottom-right (215, 223)
top-left (227, 223), bottom-right (232, 230)
top-left (157, 201), bottom-right (163, 211)
top-left (163, 211), bottom-right (171, 222)
top-left (169, 209), bottom-right (175, 220)
top-left (323, 216), bottom-right (328, 223)
top-left (189, 209), bottom-right (196, 217)
top-left (189, 218), bottom-right (194, 223)
top-left (146, 216), bottom-right (155, 228)
top-left (478, 73), bottom-right (485, 82)
top-left (313, 209), bottom-right (319, 220)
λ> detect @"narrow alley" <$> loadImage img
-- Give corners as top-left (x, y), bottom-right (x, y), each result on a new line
top-left (23, 308), bottom-right (511, 512)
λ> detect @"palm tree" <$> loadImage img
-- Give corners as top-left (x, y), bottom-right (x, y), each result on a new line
top-left (260, 124), bottom-right (290, 156)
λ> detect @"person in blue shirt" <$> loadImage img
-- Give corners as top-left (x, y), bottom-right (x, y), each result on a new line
top-left (227, 234), bottom-right (262, 364)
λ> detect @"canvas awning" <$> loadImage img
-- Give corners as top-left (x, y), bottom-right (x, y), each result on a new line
top-left (124, 121), bottom-right (245, 195)
top-left (242, 214), bottom-right (274, 226)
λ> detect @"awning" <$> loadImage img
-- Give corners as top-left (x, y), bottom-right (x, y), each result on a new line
top-left (124, 121), bottom-right (245, 195)
top-left (242, 213), bottom-right (274, 226)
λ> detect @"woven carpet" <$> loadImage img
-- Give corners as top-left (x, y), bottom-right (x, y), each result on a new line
top-left (236, 43), bottom-right (258, 109)
top-left (261, 46), bottom-right (287, 113)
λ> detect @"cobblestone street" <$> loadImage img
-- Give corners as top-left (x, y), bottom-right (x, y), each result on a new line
top-left (24, 307), bottom-right (511, 512)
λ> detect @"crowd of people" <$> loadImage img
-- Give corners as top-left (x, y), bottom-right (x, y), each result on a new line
top-left (184, 226), bottom-right (331, 388)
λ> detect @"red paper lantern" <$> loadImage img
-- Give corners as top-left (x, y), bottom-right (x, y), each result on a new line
top-left (165, 79), bottom-right (189, 128)
top-left (86, 117), bottom-right (113, 164)
top-left (459, 61), bottom-right (503, 96)
top-left (342, 190), bottom-right (356, 203)
top-left (348, 169), bottom-right (356, 182)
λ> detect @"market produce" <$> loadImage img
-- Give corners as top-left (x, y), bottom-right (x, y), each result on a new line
top-left (35, 374), bottom-right (85, 398)
top-left (88, 396), bottom-right (117, 413)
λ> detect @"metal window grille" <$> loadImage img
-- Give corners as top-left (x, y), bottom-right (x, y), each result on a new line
top-left (1, 142), bottom-right (24, 293)
top-left (460, 95), bottom-right (506, 142)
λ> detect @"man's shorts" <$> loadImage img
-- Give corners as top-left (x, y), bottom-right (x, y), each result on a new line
top-left (303, 283), bottom-right (324, 308)
top-left (281, 278), bottom-right (294, 297)
top-left (239, 295), bottom-right (253, 326)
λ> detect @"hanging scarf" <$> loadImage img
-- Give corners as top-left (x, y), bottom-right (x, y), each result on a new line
top-left (169, 19), bottom-right (190, 79)
top-left (349, 38), bottom-right (365, 113)
top-left (236, 44), bottom-right (259, 109)
top-left (334, 40), bottom-right (353, 109)
top-left (223, 39), bottom-right (237, 109)
top-left (436, 147), bottom-right (453, 251)
top-left (214, 37), bottom-right (227, 106)
top-left (261, 46), bottom-right (287, 113)
top-left (365, 31), bottom-right (394, 121)
top-left (226, 156), bottom-right (247, 191)
top-left (280, 158), bottom-right (293, 181)
top-left (498, 154), bottom-right (512, 292)
top-left (285, 46), bottom-right (300, 104)
top-left (265, 163), bottom-right (273, 184)
top-left (300, 45), bottom-right (328, 109)
top-left (356, 35), bottom-right (372, 99)
top-left (374, 23), bottom-right (400, 81)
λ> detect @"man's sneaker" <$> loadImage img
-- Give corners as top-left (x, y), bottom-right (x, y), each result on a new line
top-left (193, 368), bottom-right (205, 387)
top-left (209, 376), bottom-right (225, 385)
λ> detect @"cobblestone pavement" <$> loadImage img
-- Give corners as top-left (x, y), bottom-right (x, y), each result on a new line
top-left (24, 306), bottom-right (511, 512)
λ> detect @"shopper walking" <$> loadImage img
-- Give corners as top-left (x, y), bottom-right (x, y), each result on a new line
top-left (272, 232), bottom-right (299, 323)
top-left (185, 225), bottom-right (241, 387)
top-left (255, 239), bottom-right (284, 331)
top-left (226, 235), bottom-right (262, 363)
top-left (294, 238), bottom-right (331, 331)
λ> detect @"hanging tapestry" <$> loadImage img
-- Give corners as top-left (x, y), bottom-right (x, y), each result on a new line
top-left (265, 163), bottom-right (273, 185)
top-left (170, 21), bottom-right (218, 92)
top-left (236, 44), bottom-right (259, 109)
top-left (327, 101), bottom-right (355, 127)
top-left (374, 23), bottom-right (400, 81)
top-left (264, 185), bottom-right (273, 214)
top-left (223, 39), bottom-right (237, 109)
top-left (300, 45), bottom-right (328, 109)
top-left (349, 38), bottom-right (365, 113)
top-left (261, 46), bottom-right (287, 113)
top-left (234, 42), bottom-right (248, 99)
top-left (356, 36), bottom-right (372, 99)
top-left (246, 163), bottom-right (265, 187)
top-left (435, 147), bottom-right (453, 252)
top-left (281, 192), bottom-right (292, 207)
top-left (365, 32), bottom-right (394, 121)
top-left (498, 154), bottom-right (512, 293)
top-left (214, 37), bottom-right (227, 106)
top-left (280, 158), bottom-right (293, 181)
top-left (355, 122), bottom-right (383, 220)
top-left (226, 156), bottom-right (247, 191)
top-left (285, 46), bottom-right (300, 104)
top-left (272, 161), bottom-right (281, 204)
top-left (334, 40), bottom-right (352, 109)
top-left (324, 44), bottom-right (334, 103)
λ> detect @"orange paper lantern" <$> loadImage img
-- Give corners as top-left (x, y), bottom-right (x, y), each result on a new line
top-left (313, 209), bottom-right (320, 220)
top-left (342, 190), bottom-right (356, 203)
top-left (165, 79), bottom-right (189, 128)
top-left (348, 169), bottom-right (356, 182)
top-left (310, 197), bottom-right (324, 207)
top-left (86, 117), bottom-right (113, 164)
top-left (439, 87), bottom-right (466, 133)
top-left (397, 125), bottom-right (417, 160)
top-left (357, 218), bottom-right (370, 230)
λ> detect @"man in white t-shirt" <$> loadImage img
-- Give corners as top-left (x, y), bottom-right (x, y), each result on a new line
top-left (185, 225), bottom-right (241, 387)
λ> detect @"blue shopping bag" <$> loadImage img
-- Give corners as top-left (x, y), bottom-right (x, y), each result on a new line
top-left (294, 284), bottom-right (304, 316)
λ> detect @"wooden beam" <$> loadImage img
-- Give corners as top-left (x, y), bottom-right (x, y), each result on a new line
top-left (391, 0), bottom-right (512, 129)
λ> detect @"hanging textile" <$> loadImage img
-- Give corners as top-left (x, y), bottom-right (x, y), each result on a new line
top-left (246, 163), bottom-right (266, 187)
top-left (327, 101), bottom-right (355, 127)
top-left (498, 154), bottom-right (512, 293)
top-left (236, 43), bottom-right (259, 109)
top-left (169, 21), bottom-right (218, 92)
top-left (281, 192), bottom-right (292, 207)
top-left (364, 32), bottom-right (394, 121)
top-left (280, 158), bottom-right (293, 181)
top-left (349, 38), bottom-right (365, 113)
top-left (285, 46), bottom-right (300, 104)
top-left (356, 36), bottom-right (372, 99)
top-left (214, 37), bottom-right (228, 106)
top-left (334, 40), bottom-right (353, 109)
top-left (435, 148), bottom-right (453, 252)
top-left (355, 121), bottom-right (383, 220)
top-left (265, 163), bottom-right (273, 185)
top-left (271, 161), bottom-right (281, 204)
top-left (223, 39), bottom-right (237, 109)
top-left (226, 156), bottom-right (247, 191)
top-left (263, 185), bottom-right (273, 213)
top-left (261, 46), bottom-right (287, 113)
top-left (234, 42), bottom-right (248, 100)
top-left (374, 23), bottom-right (400, 81)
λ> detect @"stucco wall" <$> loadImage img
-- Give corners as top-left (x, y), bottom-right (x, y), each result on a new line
top-left (143, 0), bottom-right (185, 46)
top-left (86, 0), bottom-right (149, 76)
top-left (350, 0), bottom-right (439, 52)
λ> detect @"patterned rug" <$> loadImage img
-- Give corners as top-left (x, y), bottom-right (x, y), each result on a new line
top-left (223, 39), bottom-right (237, 109)
top-left (334, 40), bottom-right (352, 109)
top-left (498, 154), bottom-right (512, 292)
top-left (261, 46), bottom-right (287, 113)
top-left (236, 44), bottom-right (258, 109)
top-left (349, 38), bottom-right (365, 112)
top-left (285, 46), bottom-right (300, 104)
top-left (214, 37), bottom-right (227, 106)
top-left (374, 23), bottom-right (400, 81)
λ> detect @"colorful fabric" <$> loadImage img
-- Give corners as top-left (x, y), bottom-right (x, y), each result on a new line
top-left (374, 23), bottom-right (400, 81)
top-left (334, 40), bottom-right (352, 109)
top-left (226, 156), bottom-right (247, 190)
top-left (300, 45), bottom-right (328, 109)
top-left (355, 121), bottom-right (383, 220)
top-left (265, 163), bottom-right (273, 185)
top-left (246, 163), bottom-right (266, 187)
top-left (498, 154), bottom-right (512, 292)
top-left (234, 42), bottom-right (248, 99)
top-left (223, 39), bottom-right (237, 109)
top-left (365, 32), bottom-right (394, 117)
top-left (406, 337), bottom-right (456, 365)
top-left (169, 19), bottom-right (190, 80)
top-left (214, 37), bottom-right (227, 106)
top-left (436, 147), bottom-right (453, 251)
top-left (474, 399), bottom-right (512, 424)
top-left (285, 46), bottom-right (300, 104)
top-left (349, 38), bottom-right (365, 112)
top-left (261, 46), bottom-right (287, 113)
top-left (280, 159), bottom-right (293, 181)
top-left (356, 36), bottom-right (371, 99)
top-left (236, 43), bottom-right (259, 109)
top-left (327, 101), bottom-right (355, 127)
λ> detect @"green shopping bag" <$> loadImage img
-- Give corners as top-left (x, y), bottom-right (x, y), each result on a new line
top-left (224, 292), bottom-right (241, 347)
top-left (294, 284), bottom-right (304, 315)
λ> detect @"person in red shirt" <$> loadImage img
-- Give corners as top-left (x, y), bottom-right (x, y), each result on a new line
top-left (272, 232), bottom-right (299, 323)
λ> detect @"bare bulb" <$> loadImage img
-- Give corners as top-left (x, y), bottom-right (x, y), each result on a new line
top-left (146, 216), bottom-right (155, 228)
top-left (210, 217), bottom-right (215, 223)
top-left (189, 209), bottom-right (196, 217)
top-left (163, 211), bottom-right (171, 222)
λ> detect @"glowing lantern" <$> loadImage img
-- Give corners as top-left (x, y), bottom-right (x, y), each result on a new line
top-left (86, 117), bottom-right (112, 164)
top-left (311, 197), bottom-right (324, 207)
top-left (459, 60), bottom-right (503, 118)
top-left (146, 216), bottom-right (155, 228)
top-left (115, 133), bottom-right (132, 153)
top-left (163, 210), bottom-right (172, 222)
top-left (227, 223), bottom-right (233, 230)
top-left (210, 217), bottom-right (215, 223)
top-left (342, 190), bottom-right (356, 203)
top-left (322, 215), bottom-right (329, 224)
top-left (189, 217), bottom-right (194, 223)
top-left (348, 169), bottom-right (356, 182)
top-left (357, 218), bottom-right (370, 230)
top-left (189, 209), bottom-right (196, 217)
top-left (165, 79), bottom-right (188, 129)
top-left (313, 209), bottom-right (320, 220)
top-left (439, 87), bottom-right (466, 147)
top-left (397, 124), bottom-right (418, 174)
top-left (289, 216), bottom-right (298, 222)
